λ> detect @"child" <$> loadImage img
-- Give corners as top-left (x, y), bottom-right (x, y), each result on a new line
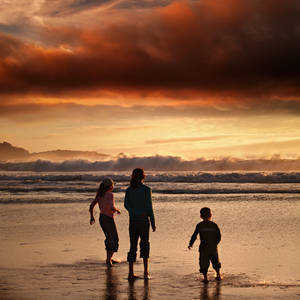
top-left (188, 207), bottom-right (222, 283)
top-left (124, 168), bottom-right (156, 280)
top-left (89, 178), bottom-right (121, 267)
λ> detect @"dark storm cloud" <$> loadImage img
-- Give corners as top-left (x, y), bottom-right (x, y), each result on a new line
top-left (1, 0), bottom-right (300, 101)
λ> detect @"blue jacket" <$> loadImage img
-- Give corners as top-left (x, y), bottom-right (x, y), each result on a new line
top-left (124, 183), bottom-right (155, 228)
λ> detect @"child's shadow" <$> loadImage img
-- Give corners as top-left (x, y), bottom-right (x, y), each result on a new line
top-left (104, 268), bottom-right (119, 300)
top-left (200, 281), bottom-right (221, 300)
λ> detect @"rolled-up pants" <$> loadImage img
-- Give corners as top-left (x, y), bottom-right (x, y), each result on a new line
top-left (127, 219), bottom-right (150, 262)
top-left (199, 246), bottom-right (221, 275)
top-left (99, 214), bottom-right (119, 252)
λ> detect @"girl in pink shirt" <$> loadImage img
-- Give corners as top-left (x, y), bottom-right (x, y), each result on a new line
top-left (89, 178), bottom-right (121, 267)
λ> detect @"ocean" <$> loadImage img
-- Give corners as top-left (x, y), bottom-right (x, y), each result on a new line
top-left (1, 171), bottom-right (300, 204)
top-left (0, 170), bottom-right (300, 299)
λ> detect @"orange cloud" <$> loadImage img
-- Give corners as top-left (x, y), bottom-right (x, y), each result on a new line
top-left (1, 0), bottom-right (300, 103)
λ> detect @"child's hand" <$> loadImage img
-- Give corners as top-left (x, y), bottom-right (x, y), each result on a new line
top-left (113, 208), bottom-right (121, 214)
top-left (188, 245), bottom-right (192, 250)
top-left (152, 226), bottom-right (156, 232)
top-left (90, 216), bottom-right (95, 225)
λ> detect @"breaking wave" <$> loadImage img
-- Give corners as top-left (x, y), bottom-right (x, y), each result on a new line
top-left (1, 187), bottom-right (299, 195)
top-left (1, 155), bottom-right (300, 172)
top-left (1, 171), bottom-right (300, 183)
top-left (1, 169), bottom-right (300, 204)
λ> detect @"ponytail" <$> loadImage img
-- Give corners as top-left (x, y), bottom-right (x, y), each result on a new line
top-left (96, 178), bottom-right (114, 198)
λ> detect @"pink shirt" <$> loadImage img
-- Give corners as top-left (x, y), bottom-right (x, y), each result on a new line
top-left (90, 191), bottom-right (117, 218)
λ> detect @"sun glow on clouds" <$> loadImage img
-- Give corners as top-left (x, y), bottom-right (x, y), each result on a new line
top-left (0, 0), bottom-right (300, 159)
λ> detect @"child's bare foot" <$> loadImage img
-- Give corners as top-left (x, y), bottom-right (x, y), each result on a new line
top-left (202, 275), bottom-right (209, 283)
top-left (111, 258), bottom-right (121, 264)
top-left (128, 274), bottom-right (140, 281)
top-left (215, 274), bottom-right (222, 281)
top-left (106, 259), bottom-right (112, 267)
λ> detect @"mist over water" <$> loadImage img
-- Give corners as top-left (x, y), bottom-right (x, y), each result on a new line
top-left (1, 155), bottom-right (300, 172)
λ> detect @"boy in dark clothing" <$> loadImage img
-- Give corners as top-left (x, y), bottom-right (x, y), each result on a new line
top-left (188, 207), bottom-right (222, 283)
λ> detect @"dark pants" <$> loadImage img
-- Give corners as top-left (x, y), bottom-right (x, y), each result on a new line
top-left (127, 220), bottom-right (150, 262)
top-left (99, 214), bottom-right (119, 252)
top-left (199, 247), bottom-right (221, 275)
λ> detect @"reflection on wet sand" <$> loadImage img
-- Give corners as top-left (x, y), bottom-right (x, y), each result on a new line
top-left (200, 281), bottom-right (221, 300)
top-left (128, 279), bottom-right (149, 300)
top-left (104, 267), bottom-right (150, 300)
top-left (104, 268), bottom-right (119, 300)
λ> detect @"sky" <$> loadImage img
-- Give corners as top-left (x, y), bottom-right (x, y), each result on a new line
top-left (1, 0), bottom-right (300, 160)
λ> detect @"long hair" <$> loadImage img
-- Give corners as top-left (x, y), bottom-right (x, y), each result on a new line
top-left (96, 178), bottom-right (113, 198)
top-left (130, 168), bottom-right (145, 189)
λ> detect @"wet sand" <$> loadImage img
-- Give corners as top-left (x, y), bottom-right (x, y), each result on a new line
top-left (1, 260), bottom-right (300, 300)
top-left (0, 199), bottom-right (300, 299)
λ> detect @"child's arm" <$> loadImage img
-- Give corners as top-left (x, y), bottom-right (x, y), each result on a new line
top-left (113, 207), bottom-right (121, 214)
top-left (111, 193), bottom-right (121, 214)
top-left (124, 189), bottom-right (130, 211)
top-left (188, 225), bottom-right (199, 249)
top-left (216, 224), bottom-right (221, 244)
top-left (146, 187), bottom-right (156, 232)
top-left (89, 197), bottom-right (98, 225)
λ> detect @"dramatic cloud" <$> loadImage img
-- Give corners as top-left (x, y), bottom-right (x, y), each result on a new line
top-left (1, 1), bottom-right (300, 159)
top-left (1, 0), bottom-right (300, 102)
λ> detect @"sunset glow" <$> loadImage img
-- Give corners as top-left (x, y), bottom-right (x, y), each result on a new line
top-left (1, 0), bottom-right (300, 160)
top-left (1, 3), bottom-right (300, 298)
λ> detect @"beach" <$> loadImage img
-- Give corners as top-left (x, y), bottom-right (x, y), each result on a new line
top-left (0, 171), bottom-right (300, 299)
top-left (2, 1), bottom-right (300, 298)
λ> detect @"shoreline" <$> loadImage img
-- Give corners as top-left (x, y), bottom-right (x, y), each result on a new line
top-left (1, 260), bottom-right (299, 300)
